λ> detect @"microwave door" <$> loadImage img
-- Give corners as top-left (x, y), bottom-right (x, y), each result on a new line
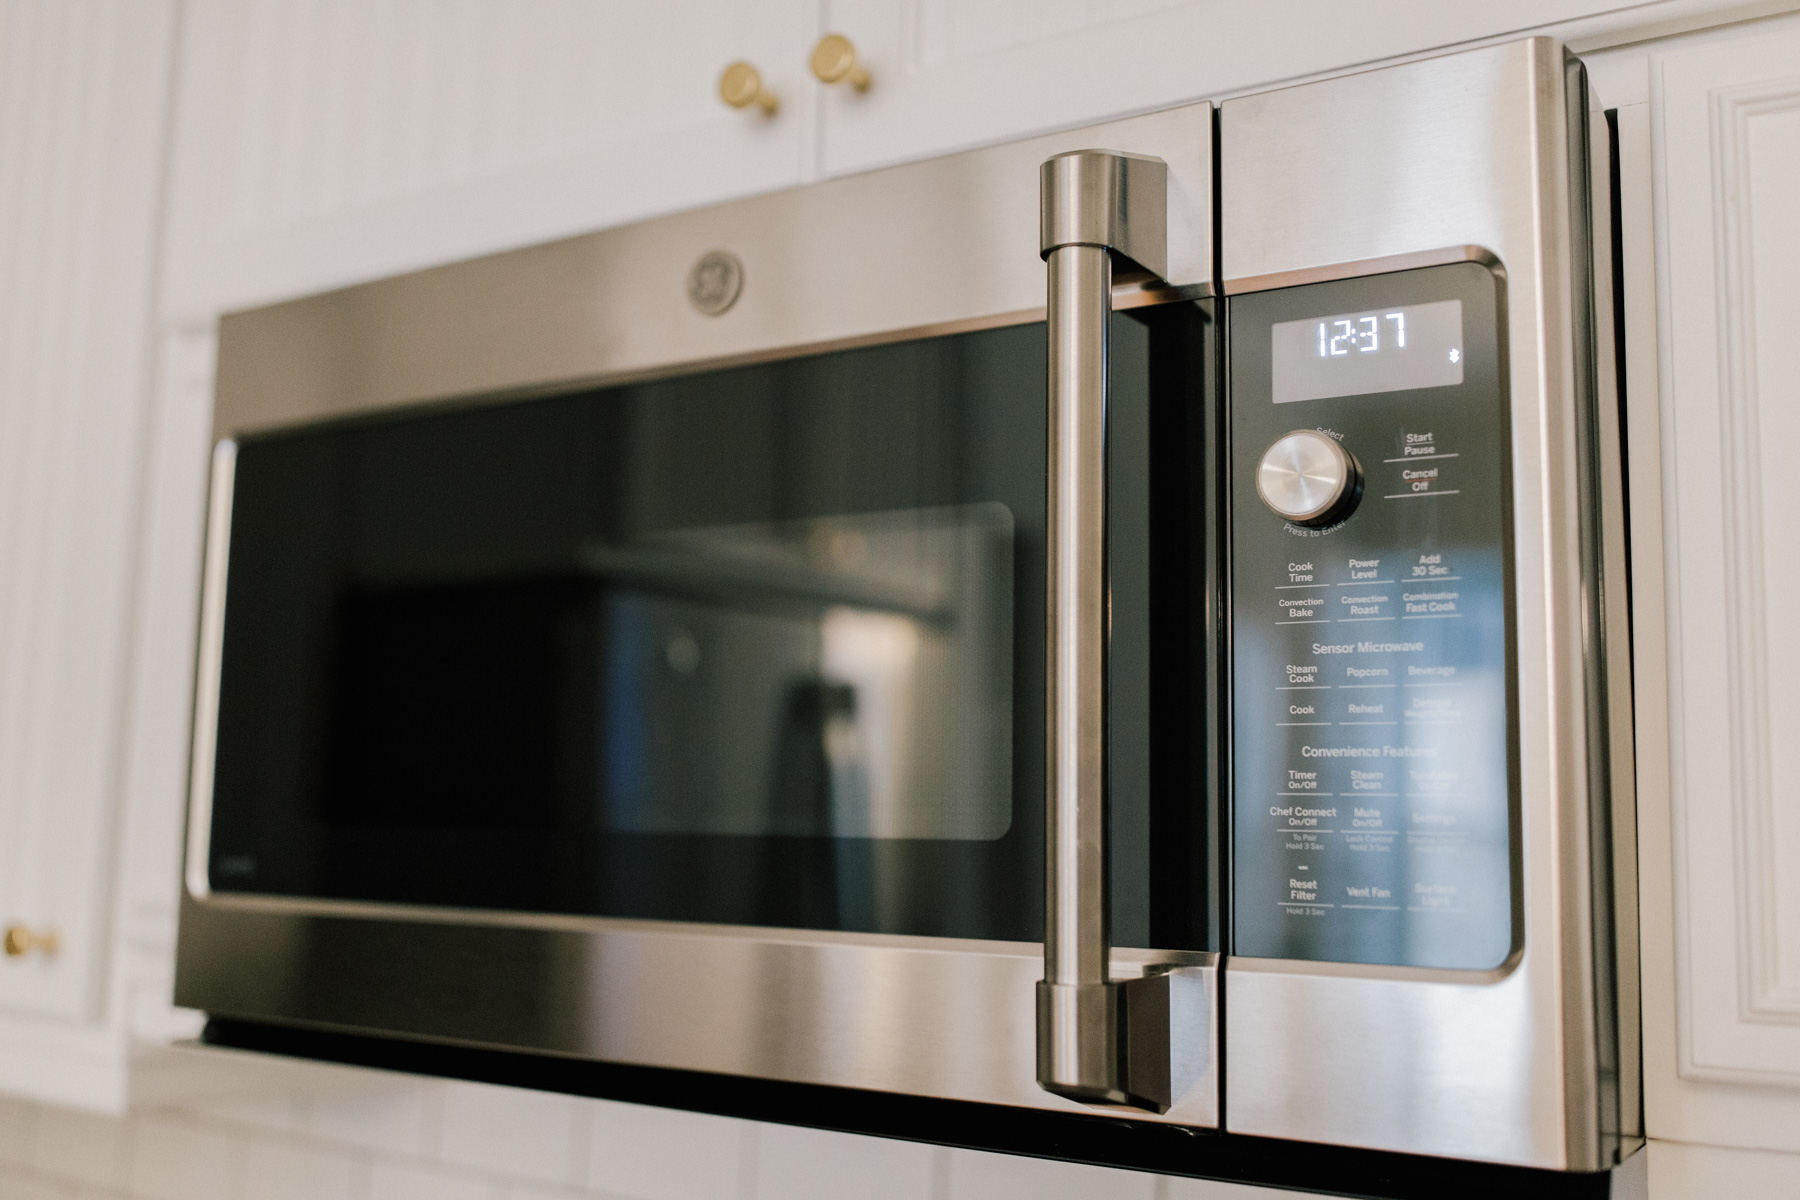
top-left (179, 100), bottom-right (1224, 1153)
top-left (179, 297), bottom-right (1223, 1127)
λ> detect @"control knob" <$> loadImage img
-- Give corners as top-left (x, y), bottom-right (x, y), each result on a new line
top-left (1256, 429), bottom-right (1362, 527)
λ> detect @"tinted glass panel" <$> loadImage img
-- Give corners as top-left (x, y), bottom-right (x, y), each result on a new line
top-left (1229, 263), bottom-right (1516, 970)
top-left (206, 307), bottom-right (1216, 946)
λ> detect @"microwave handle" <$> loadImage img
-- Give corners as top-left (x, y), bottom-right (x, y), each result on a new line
top-left (1036, 150), bottom-right (1170, 1111)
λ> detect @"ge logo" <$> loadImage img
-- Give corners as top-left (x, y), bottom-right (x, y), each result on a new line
top-left (687, 250), bottom-right (744, 316)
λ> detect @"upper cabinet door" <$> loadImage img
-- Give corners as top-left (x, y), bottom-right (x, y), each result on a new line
top-left (815, 0), bottom-right (1669, 178)
top-left (0, 0), bottom-right (176, 1023)
top-left (161, 0), bottom-right (818, 321)
top-left (1646, 15), bottom-right (1800, 1148)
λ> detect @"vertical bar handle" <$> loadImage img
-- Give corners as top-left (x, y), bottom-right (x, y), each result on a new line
top-left (1036, 150), bottom-right (1169, 1110)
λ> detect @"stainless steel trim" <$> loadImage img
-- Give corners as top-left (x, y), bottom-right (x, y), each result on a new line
top-left (263, 283), bottom-right (1198, 438)
top-left (1220, 37), bottom-right (1635, 1170)
top-left (1225, 953), bottom-right (1520, 987)
top-left (210, 106), bottom-right (1211, 441)
top-left (1044, 242), bottom-right (1112, 999)
top-left (175, 895), bottom-right (1219, 1127)
top-left (1039, 151), bottom-right (1169, 279)
top-left (183, 439), bottom-right (236, 903)
top-left (186, 890), bottom-right (1141, 948)
top-left (1223, 244), bottom-right (1501, 297)
top-left (1037, 151), bottom-right (1172, 1112)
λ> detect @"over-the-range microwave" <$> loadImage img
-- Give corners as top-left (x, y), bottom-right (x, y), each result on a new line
top-left (177, 38), bottom-right (1642, 1198)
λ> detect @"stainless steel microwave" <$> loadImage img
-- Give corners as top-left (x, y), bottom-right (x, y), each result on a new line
top-left (176, 38), bottom-right (1641, 1197)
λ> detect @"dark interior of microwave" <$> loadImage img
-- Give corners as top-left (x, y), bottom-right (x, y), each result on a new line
top-left (205, 303), bottom-right (1219, 949)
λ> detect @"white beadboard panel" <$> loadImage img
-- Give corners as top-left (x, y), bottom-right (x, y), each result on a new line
top-left (1646, 1140), bottom-right (1800, 1199)
top-left (159, 0), bottom-right (818, 320)
top-left (752, 1124), bottom-right (936, 1200)
top-left (1654, 15), bottom-right (1800, 1103)
top-left (0, 0), bottom-right (175, 1025)
top-left (585, 1101), bottom-right (748, 1200)
top-left (817, 0), bottom-right (1687, 176)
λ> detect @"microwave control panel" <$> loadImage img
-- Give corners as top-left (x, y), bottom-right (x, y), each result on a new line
top-left (1228, 262), bottom-right (1515, 971)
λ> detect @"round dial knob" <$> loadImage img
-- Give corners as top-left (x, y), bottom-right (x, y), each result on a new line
top-left (1256, 430), bottom-right (1362, 527)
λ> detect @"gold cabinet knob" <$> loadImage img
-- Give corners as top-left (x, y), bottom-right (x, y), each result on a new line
top-left (3, 924), bottom-right (58, 959)
top-left (719, 61), bottom-right (778, 116)
top-left (810, 34), bottom-right (870, 91)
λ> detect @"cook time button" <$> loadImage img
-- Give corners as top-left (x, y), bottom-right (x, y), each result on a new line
top-left (1275, 559), bottom-right (1328, 626)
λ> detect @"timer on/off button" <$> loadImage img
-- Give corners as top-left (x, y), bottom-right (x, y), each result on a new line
top-left (1256, 429), bottom-right (1363, 528)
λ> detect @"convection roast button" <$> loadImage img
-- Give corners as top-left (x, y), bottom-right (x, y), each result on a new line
top-left (1256, 430), bottom-right (1363, 527)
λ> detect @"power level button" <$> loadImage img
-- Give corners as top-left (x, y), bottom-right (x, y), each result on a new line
top-left (1256, 430), bottom-right (1363, 527)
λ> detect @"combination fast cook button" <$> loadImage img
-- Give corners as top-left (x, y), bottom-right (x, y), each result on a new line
top-left (1403, 589), bottom-right (1460, 618)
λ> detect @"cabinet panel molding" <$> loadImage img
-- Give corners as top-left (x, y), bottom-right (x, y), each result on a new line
top-left (0, 0), bottom-right (176, 1026)
top-left (1657, 20), bottom-right (1800, 1088)
top-left (1713, 81), bottom-right (1800, 1027)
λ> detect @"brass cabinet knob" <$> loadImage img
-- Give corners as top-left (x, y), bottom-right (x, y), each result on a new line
top-left (3, 924), bottom-right (58, 958)
top-left (719, 61), bottom-right (778, 116)
top-left (810, 34), bottom-right (870, 91)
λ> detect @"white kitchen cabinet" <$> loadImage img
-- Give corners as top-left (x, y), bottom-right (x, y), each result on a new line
top-left (158, 0), bottom-right (820, 322)
top-left (0, 0), bottom-right (175, 1025)
top-left (814, 0), bottom-right (1709, 177)
top-left (1613, 12), bottom-right (1800, 1155)
top-left (0, 0), bottom-right (179, 1107)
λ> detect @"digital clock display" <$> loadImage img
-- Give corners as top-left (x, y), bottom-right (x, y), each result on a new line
top-left (1270, 299), bottom-right (1463, 404)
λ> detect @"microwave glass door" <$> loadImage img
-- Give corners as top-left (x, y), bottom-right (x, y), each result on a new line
top-left (202, 302), bottom-right (1217, 950)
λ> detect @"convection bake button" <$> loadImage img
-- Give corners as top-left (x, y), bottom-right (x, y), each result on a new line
top-left (1256, 430), bottom-right (1363, 527)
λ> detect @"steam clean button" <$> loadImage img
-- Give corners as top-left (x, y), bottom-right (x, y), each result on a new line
top-left (1256, 430), bottom-right (1362, 527)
